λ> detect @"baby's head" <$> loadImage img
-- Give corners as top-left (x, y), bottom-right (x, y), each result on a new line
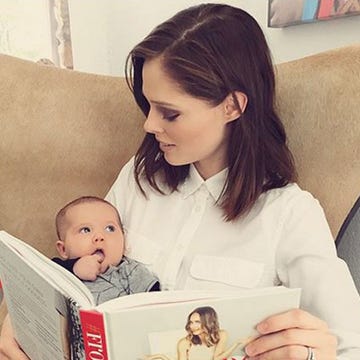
top-left (55, 196), bottom-right (125, 272)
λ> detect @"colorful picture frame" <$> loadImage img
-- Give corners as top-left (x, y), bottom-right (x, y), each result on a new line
top-left (268, 0), bottom-right (360, 27)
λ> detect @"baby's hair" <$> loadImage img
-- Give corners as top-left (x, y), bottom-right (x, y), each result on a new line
top-left (55, 196), bottom-right (122, 240)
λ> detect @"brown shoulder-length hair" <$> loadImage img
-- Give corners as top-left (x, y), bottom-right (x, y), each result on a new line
top-left (125, 3), bottom-right (296, 221)
top-left (185, 306), bottom-right (220, 347)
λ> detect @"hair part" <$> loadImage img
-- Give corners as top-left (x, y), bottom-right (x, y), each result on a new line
top-left (55, 196), bottom-right (122, 240)
top-left (126, 3), bottom-right (296, 220)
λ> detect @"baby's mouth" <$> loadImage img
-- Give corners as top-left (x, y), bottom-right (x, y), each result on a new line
top-left (93, 249), bottom-right (105, 261)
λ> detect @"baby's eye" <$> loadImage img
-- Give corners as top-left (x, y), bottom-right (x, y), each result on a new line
top-left (105, 225), bottom-right (116, 232)
top-left (80, 227), bottom-right (91, 234)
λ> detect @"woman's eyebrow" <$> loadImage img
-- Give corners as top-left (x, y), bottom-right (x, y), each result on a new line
top-left (150, 99), bottom-right (177, 108)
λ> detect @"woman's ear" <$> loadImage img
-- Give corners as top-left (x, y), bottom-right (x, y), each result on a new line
top-left (56, 240), bottom-right (69, 259)
top-left (223, 91), bottom-right (248, 123)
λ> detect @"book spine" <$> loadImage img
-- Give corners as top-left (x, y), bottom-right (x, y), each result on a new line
top-left (79, 309), bottom-right (109, 360)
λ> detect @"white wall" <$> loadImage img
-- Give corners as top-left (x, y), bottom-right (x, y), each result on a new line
top-left (69, 0), bottom-right (360, 76)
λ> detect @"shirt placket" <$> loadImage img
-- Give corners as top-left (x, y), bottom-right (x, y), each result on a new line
top-left (161, 185), bottom-right (209, 290)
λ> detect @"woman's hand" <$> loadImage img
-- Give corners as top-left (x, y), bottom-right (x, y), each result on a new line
top-left (244, 308), bottom-right (337, 359)
top-left (0, 314), bottom-right (30, 360)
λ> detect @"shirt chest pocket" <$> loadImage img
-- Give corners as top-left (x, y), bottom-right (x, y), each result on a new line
top-left (124, 228), bottom-right (161, 266)
top-left (189, 255), bottom-right (265, 289)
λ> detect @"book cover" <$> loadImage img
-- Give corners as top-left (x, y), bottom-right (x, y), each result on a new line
top-left (0, 230), bottom-right (301, 360)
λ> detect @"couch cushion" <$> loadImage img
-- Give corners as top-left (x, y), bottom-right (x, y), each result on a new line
top-left (0, 45), bottom-right (359, 258)
top-left (276, 45), bottom-right (360, 238)
top-left (0, 54), bottom-right (144, 257)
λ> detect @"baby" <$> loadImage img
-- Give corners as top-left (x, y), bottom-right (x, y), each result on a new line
top-left (52, 196), bottom-right (160, 305)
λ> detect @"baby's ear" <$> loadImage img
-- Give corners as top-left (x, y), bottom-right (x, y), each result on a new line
top-left (56, 240), bottom-right (69, 259)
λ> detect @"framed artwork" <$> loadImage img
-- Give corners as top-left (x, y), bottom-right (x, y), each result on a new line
top-left (49, 0), bottom-right (73, 69)
top-left (268, 0), bottom-right (360, 27)
top-left (0, 0), bottom-right (72, 69)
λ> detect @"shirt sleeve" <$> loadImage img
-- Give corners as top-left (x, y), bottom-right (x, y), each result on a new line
top-left (275, 190), bottom-right (360, 357)
top-left (125, 259), bottom-right (160, 294)
top-left (52, 257), bottom-right (79, 273)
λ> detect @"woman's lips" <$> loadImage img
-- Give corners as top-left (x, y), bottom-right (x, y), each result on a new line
top-left (159, 142), bottom-right (175, 152)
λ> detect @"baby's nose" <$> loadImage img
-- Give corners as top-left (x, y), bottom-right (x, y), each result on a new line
top-left (93, 233), bottom-right (104, 242)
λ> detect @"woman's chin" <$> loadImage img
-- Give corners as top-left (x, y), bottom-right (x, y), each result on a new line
top-left (163, 153), bottom-right (191, 166)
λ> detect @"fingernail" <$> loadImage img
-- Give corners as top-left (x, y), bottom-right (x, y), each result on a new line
top-left (257, 321), bottom-right (268, 333)
top-left (245, 344), bottom-right (255, 356)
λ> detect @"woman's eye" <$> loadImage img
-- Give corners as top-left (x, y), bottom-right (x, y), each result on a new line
top-left (105, 225), bottom-right (115, 232)
top-left (80, 227), bottom-right (91, 234)
top-left (162, 112), bottom-right (179, 122)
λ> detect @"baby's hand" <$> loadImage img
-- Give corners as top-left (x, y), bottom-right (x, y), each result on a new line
top-left (73, 254), bottom-right (104, 281)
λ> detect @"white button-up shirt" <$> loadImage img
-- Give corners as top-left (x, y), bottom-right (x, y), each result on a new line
top-left (106, 158), bottom-right (360, 358)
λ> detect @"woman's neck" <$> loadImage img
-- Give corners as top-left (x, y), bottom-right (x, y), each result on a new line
top-left (194, 161), bottom-right (226, 180)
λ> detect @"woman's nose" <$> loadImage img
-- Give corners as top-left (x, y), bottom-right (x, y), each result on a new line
top-left (143, 109), bottom-right (164, 134)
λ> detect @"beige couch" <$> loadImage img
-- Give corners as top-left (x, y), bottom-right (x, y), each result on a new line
top-left (0, 45), bottom-right (360, 328)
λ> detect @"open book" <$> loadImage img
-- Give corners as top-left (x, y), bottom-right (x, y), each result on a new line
top-left (0, 230), bottom-right (301, 360)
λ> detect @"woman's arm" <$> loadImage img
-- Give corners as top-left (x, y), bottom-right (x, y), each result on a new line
top-left (141, 337), bottom-right (189, 360)
top-left (213, 330), bottom-right (249, 360)
top-left (273, 189), bottom-right (360, 358)
top-left (0, 314), bottom-right (30, 360)
top-left (142, 354), bottom-right (173, 360)
top-left (177, 337), bottom-right (190, 360)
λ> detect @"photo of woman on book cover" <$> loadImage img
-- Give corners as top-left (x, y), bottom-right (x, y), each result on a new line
top-left (143, 306), bottom-right (251, 360)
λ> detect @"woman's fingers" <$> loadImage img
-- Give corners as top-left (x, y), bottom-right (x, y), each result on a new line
top-left (244, 309), bottom-right (337, 359)
top-left (246, 344), bottom-right (309, 359)
top-left (245, 328), bottom-right (336, 357)
top-left (256, 308), bottom-right (328, 334)
top-left (0, 315), bottom-right (30, 360)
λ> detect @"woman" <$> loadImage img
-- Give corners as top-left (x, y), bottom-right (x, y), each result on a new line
top-left (144, 306), bottom-right (246, 360)
top-left (1, 3), bottom-right (360, 359)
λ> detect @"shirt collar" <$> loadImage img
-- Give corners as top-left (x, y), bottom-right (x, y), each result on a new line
top-left (180, 164), bottom-right (228, 200)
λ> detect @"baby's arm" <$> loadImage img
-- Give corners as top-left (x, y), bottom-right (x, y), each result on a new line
top-left (52, 257), bottom-right (78, 272)
top-left (52, 254), bottom-right (103, 281)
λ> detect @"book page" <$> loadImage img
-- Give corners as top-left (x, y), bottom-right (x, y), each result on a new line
top-left (0, 245), bottom-right (71, 359)
top-left (0, 230), bottom-right (94, 305)
top-left (101, 288), bottom-right (300, 359)
top-left (0, 230), bottom-right (93, 359)
top-left (97, 286), bottom-right (296, 312)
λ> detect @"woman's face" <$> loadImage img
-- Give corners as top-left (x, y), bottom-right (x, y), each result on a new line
top-left (142, 57), bottom-right (231, 180)
top-left (188, 312), bottom-right (204, 335)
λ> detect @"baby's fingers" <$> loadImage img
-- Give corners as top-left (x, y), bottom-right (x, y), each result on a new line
top-left (92, 251), bottom-right (104, 263)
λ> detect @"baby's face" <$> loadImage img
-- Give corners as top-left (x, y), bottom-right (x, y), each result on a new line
top-left (58, 201), bottom-right (124, 272)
